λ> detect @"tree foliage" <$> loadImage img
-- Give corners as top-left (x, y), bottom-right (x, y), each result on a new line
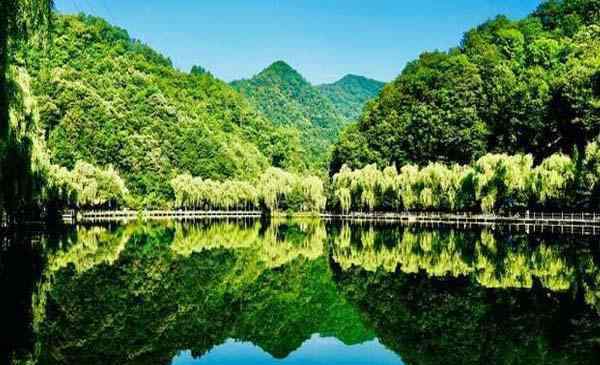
top-left (0, 0), bottom-right (54, 220)
top-left (171, 167), bottom-right (326, 213)
top-left (232, 61), bottom-right (357, 169)
top-left (27, 15), bottom-right (307, 208)
top-left (331, 140), bottom-right (600, 213)
top-left (317, 74), bottom-right (385, 121)
top-left (331, 0), bottom-right (600, 174)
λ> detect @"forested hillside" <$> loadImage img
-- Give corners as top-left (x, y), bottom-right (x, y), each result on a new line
top-left (27, 15), bottom-right (306, 207)
top-left (231, 61), bottom-right (345, 168)
top-left (331, 0), bottom-right (600, 173)
top-left (317, 75), bottom-right (385, 121)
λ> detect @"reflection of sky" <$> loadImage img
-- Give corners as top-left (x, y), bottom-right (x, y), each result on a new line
top-left (172, 334), bottom-right (404, 365)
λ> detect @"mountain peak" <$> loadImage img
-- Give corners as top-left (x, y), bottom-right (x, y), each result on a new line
top-left (268, 60), bottom-right (294, 70)
top-left (340, 74), bottom-right (364, 81)
top-left (331, 74), bottom-right (384, 87)
top-left (261, 60), bottom-right (300, 77)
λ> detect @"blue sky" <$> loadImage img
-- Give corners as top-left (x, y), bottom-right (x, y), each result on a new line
top-left (55, 0), bottom-right (542, 84)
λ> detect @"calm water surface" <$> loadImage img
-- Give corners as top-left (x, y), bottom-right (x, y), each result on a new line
top-left (2, 219), bottom-right (600, 364)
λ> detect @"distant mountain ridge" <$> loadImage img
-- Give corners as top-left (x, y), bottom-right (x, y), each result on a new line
top-left (318, 74), bottom-right (385, 121)
top-left (231, 61), bottom-right (384, 168)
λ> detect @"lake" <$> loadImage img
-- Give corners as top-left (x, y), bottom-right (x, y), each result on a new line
top-left (2, 218), bottom-right (600, 364)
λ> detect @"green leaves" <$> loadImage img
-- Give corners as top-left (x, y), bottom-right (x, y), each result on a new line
top-left (331, 0), bottom-right (600, 172)
top-left (231, 62), bottom-right (376, 170)
top-left (171, 167), bottom-right (326, 213)
top-left (331, 143), bottom-right (598, 212)
top-left (28, 15), bottom-right (297, 205)
top-left (317, 74), bottom-right (385, 121)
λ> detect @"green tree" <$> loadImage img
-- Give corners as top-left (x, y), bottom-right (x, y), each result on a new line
top-left (0, 0), bottom-right (53, 220)
top-left (331, 1), bottom-right (600, 173)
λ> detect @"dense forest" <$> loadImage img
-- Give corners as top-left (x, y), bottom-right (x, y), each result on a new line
top-left (317, 74), bottom-right (385, 121)
top-left (331, 0), bottom-right (600, 173)
top-left (232, 62), bottom-right (383, 168)
top-left (3, 0), bottom-right (600, 219)
top-left (26, 15), bottom-right (316, 208)
top-left (1, 12), bottom-right (382, 217)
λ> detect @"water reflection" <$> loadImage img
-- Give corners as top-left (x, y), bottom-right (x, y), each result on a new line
top-left (172, 336), bottom-right (402, 365)
top-left (3, 219), bottom-right (600, 364)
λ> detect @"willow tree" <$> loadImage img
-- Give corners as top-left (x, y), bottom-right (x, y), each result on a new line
top-left (415, 162), bottom-right (459, 210)
top-left (583, 141), bottom-right (600, 207)
top-left (532, 153), bottom-right (575, 206)
top-left (170, 174), bottom-right (260, 211)
top-left (69, 161), bottom-right (127, 208)
top-left (301, 175), bottom-right (326, 212)
top-left (333, 164), bottom-right (354, 213)
top-left (170, 173), bottom-right (193, 208)
top-left (359, 164), bottom-right (383, 211)
top-left (259, 167), bottom-right (295, 212)
top-left (396, 164), bottom-right (420, 210)
top-left (1, 0), bottom-right (54, 219)
top-left (1, 0), bottom-right (54, 118)
top-left (381, 165), bottom-right (400, 211)
top-left (471, 154), bottom-right (534, 213)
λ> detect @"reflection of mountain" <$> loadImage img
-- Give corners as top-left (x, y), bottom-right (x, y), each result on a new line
top-left (329, 224), bottom-right (600, 365)
top-left (7, 221), bottom-right (600, 364)
top-left (31, 220), bottom-right (373, 364)
top-left (333, 267), bottom-right (600, 365)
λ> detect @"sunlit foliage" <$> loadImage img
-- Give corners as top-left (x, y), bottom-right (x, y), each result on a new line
top-left (232, 61), bottom-right (347, 169)
top-left (171, 167), bottom-right (326, 213)
top-left (0, 0), bottom-right (54, 220)
top-left (331, 227), bottom-right (576, 292)
top-left (332, 143), bottom-right (599, 212)
top-left (317, 74), bottom-right (385, 121)
top-left (27, 15), bottom-right (308, 208)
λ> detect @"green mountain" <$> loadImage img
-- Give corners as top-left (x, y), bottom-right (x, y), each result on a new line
top-left (231, 61), bottom-right (345, 168)
top-left (27, 14), bottom-right (306, 207)
top-left (317, 74), bottom-right (385, 121)
top-left (330, 0), bottom-right (600, 173)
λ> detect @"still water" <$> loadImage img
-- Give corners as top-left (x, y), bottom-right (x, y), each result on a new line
top-left (2, 219), bottom-right (600, 364)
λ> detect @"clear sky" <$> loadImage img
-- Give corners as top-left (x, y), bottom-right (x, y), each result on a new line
top-left (54, 0), bottom-right (542, 84)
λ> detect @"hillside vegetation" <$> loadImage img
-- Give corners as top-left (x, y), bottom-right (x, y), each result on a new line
top-left (317, 74), bottom-right (385, 121)
top-left (5, 1), bottom-right (600, 216)
top-left (28, 15), bottom-right (307, 207)
top-left (232, 62), bottom-right (382, 169)
top-left (331, 0), bottom-right (600, 173)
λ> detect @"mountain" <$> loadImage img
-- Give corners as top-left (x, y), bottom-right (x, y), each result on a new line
top-left (317, 74), bottom-right (385, 121)
top-left (231, 61), bottom-right (345, 168)
top-left (330, 0), bottom-right (600, 174)
top-left (27, 14), bottom-right (306, 207)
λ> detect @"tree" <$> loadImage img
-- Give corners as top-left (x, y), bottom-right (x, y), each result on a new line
top-left (0, 0), bottom-right (54, 220)
top-left (331, 1), bottom-right (600, 173)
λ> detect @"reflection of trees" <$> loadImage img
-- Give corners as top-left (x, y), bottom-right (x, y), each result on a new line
top-left (171, 219), bottom-right (325, 266)
top-left (333, 266), bottom-right (600, 365)
top-left (170, 219), bottom-right (326, 288)
top-left (29, 219), bottom-right (370, 364)
top-left (47, 226), bottom-right (131, 274)
top-left (16, 220), bottom-right (600, 364)
top-left (331, 226), bottom-right (591, 294)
